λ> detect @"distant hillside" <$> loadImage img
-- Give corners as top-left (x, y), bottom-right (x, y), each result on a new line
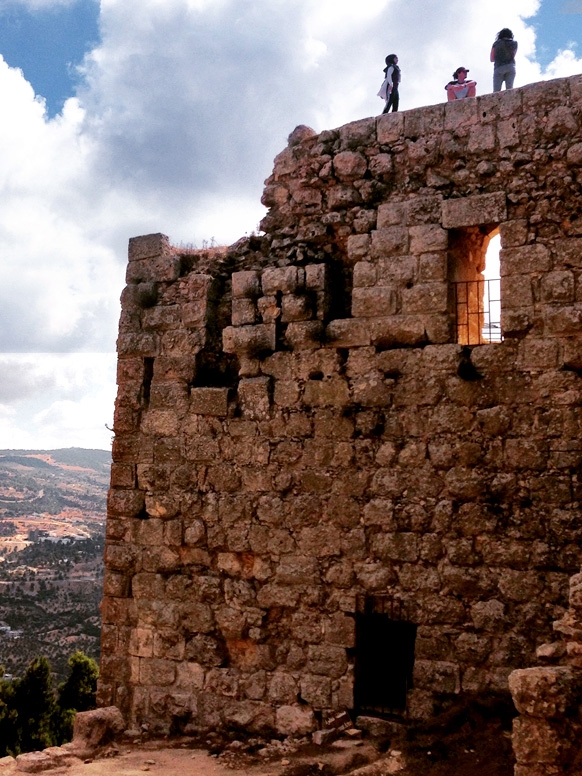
top-left (0, 448), bottom-right (111, 471)
top-left (0, 448), bottom-right (109, 679)
top-left (0, 449), bottom-right (110, 518)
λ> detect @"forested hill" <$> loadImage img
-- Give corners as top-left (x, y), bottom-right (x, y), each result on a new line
top-left (0, 448), bottom-right (110, 680)
top-left (0, 448), bottom-right (110, 470)
top-left (0, 448), bottom-right (110, 518)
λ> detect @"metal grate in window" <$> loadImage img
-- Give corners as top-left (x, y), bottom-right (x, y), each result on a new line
top-left (454, 278), bottom-right (502, 345)
top-left (354, 595), bottom-right (416, 719)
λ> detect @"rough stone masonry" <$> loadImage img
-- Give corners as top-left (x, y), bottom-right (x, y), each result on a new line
top-left (100, 74), bottom-right (582, 740)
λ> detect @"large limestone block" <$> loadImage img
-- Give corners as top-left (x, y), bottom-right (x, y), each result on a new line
top-left (276, 704), bottom-right (316, 736)
top-left (348, 234), bottom-right (371, 262)
top-left (239, 376), bottom-right (272, 420)
top-left (377, 201), bottom-right (407, 229)
top-left (338, 116), bottom-right (376, 149)
top-left (303, 377), bottom-right (350, 408)
top-left (542, 271), bottom-right (575, 304)
top-left (512, 716), bottom-right (578, 765)
top-left (369, 316), bottom-right (427, 348)
top-left (262, 266), bottom-right (301, 295)
top-left (351, 369), bottom-right (394, 407)
top-left (0, 756), bottom-right (14, 773)
top-left (377, 111), bottom-right (404, 144)
top-left (544, 305), bottom-right (582, 336)
top-left (371, 227), bottom-right (409, 258)
top-left (126, 255), bottom-right (180, 285)
top-left (371, 531), bottom-right (419, 563)
top-left (223, 324), bottom-right (276, 357)
top-left (300, 674), bottom-right (332, 707)
top-left (182, 299), bottom-right (209, 328)
top-left (401, 282), bottom-right (449, 314)
top-left (509, 666), bottom-right (582, 718)
top-left (285, 321), bottom-right (324, 350)
top-left (232, 298), bottom-right (258, 326)
top-left (405, 103), bottom-right (445, 139)
top-left (107, 488), bottom-right (145, 517)
top-left (15, 748), bottom-right (81, 773)
top-left (413, 660), bottom-right (460, 694)
top-left (305, 263), bottom-right (328, 291)
top-left (333, 151), bottom-right (367, 180)
top-left (353, 261), bottom-right (377, 288)
top-left (69, 706), bottom-right (125, 755)
top-left (232, 270), bottom-right (261, 298)
top-left (500, 244), bottom-right (551, 276)
top-left (501, 275), bottom-right (534, 308)
top-left (128, 233), bottom-right (172, 261)
top-left (224, 700), bottom-right (275, 734)
top-left (327, 184), bottom-right (362, 210)
top-left (441, 192), bottom-right (506, 229)
top-left (368, 153), bottom-right (393, 179)
top-left (553, 237), bottom-right (582, 268)
top-left (499, 219), bottom-right (528, 248)
top-left (307, 644), bottom-right (348, 678)
top-left (281, 293), bottom-right (312, 322)
top-left (325, 319), bottom-right (371, 348)
top-left (189, 387), bottom-right (229, 416)
top-left (352, 287), bottom-right (400, 318)
top-left (409, 224), bottom-right (448, 254)
top-left (377, 256), bottom-right (416, 284)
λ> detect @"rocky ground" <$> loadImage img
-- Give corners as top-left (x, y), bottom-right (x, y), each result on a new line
top-left (1, 696), bottom-right (515, 776)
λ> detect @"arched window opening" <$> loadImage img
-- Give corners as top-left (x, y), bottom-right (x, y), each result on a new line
top-left (450, 226), bottom-right (502, 345)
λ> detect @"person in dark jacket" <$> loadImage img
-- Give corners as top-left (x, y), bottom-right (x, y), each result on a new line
top-left (381, 54), bottom-right (401, 113)
top-left (491, 28), bottom-right (518, 91)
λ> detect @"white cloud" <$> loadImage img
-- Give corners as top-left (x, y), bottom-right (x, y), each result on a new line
top-left (543, 46), bottom-right (582, 77)
top-left (0, 354), bottom-right (116, 450)
top-left (0, 0), bottom-right (578, 449)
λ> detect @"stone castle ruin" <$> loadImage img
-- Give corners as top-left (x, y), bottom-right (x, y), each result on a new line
top-left (101, 74), bottom-right (582, 760)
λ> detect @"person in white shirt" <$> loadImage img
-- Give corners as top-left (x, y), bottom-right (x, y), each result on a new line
top-left (445, 67), bottom-right (477, 101)
top-left (380, 54), bottom-right (401, 113)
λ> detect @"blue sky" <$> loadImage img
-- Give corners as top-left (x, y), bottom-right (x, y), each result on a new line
top-left (532, 0), bottom-right (582, 66)
top-left (0, 0), bottom-right (99, 117)
top-left (0, 0), bottom-right (581, 450)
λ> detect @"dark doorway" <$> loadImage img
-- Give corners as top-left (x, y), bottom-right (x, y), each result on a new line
top-left (354, 596), bottom-right (417, 718)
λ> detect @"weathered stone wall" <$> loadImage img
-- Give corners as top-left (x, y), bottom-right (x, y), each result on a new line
top-left (509, 567), bottom-right (582, 775)
top-left (100, 75), bottom-right (582, 736)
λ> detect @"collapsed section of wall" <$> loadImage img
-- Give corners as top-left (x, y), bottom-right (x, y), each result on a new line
top-left (509, 568), bottom-right (582, 776)
top-left (100, 75), bottom-right (582, 736)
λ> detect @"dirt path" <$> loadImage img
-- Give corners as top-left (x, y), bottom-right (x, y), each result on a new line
top-left (5, 745), bottom-right (281, 776)
top-left (73, 747), bottom-right (258, 776)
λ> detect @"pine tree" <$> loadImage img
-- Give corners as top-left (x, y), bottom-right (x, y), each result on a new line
top-left (54, 651), bottom-right (99, 743)
top-left (0, 665), bottom-right (18, 757)
top-left (12, 656), bottom-right (56, 753)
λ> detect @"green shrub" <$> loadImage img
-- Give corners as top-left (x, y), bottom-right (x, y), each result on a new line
top-left (0, 651), bottom-right (99, 756)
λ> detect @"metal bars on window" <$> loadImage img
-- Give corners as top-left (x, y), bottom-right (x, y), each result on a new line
top-left (354, 596), bottom-right (416, 719)
top-left (454, 278), bottom-right (502, 345)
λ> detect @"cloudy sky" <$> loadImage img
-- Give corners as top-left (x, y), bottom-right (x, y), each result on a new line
top-left (0, 0), bottom-right (581, 452)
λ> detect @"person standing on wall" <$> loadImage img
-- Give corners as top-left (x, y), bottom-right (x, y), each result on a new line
top-left (445, 67), bottom-right (477, 101)
top-left (379, 54), bottom-right (401, 113)
top-left (491, 28), bottom-right (517, 91)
